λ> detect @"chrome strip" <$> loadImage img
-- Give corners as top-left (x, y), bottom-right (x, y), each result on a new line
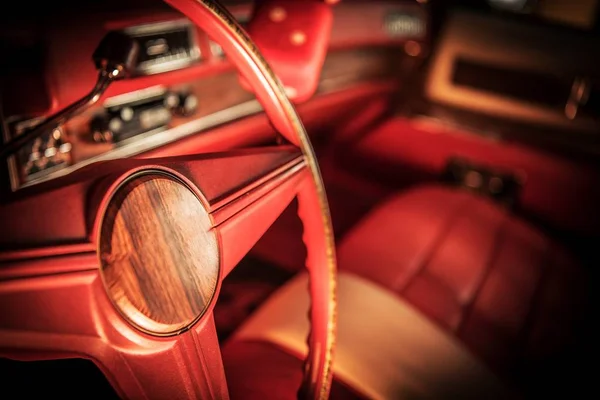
top-left (103, 85), bottom-right (167, 109)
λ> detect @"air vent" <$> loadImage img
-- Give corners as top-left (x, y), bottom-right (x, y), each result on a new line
top-left (122, 20), bottom-right (200, 75)
top-left (383, 9), bottom-right (426, 39)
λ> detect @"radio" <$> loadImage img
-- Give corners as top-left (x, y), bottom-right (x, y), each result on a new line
top-left (122, 19), bottom-right (201, 76)
top-left (90, 87), bottom-right (198, 144)
top-left (3, 19), bottom-right (208, 191)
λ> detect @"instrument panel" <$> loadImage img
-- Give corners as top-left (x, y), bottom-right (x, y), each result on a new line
top-left (1, 16), bottom-right (244, 191)
top-left (1, 1), bottom-right (429, 191)
top-left (4, 73), bottom-right (258, 190)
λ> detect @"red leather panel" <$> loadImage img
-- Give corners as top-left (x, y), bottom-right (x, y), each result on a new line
top-left (222, 340), bottom-right (361, 400)
top-left (246, 0), bottom-right (333, 103)
top-left (337, 185), bottom-right (589, 390)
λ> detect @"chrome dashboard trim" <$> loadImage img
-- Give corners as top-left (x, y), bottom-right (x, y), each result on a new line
top-left (103, 85), bottom-right (168, 109)
top-left (17, 100), bottom-right (263, 189)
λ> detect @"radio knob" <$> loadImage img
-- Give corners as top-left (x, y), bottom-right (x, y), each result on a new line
top-left (108, 117), bottom-right (123, 133)
top-left (182, 93), bottom-right (198, 116)
top-left (165, 92), bottom-right (198, 117)
top-left (120, 106), bottom-right (134, 122)
top-left (165, 92), bottom-right (180, 109)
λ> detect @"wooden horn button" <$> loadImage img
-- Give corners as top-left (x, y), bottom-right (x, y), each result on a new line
top-left (99, 172), bottom-right (219, 336)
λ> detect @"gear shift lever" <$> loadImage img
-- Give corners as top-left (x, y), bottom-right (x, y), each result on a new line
top-left (0, 31), bottom-right (139, 159)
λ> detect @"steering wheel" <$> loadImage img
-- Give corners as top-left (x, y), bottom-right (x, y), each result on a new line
top-left (0, 0), bottom-right (337, 398)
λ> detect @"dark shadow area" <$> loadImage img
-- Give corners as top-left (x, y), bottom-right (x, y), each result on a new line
top-left (0, 357), bottom-right (119, 398)
top-left (214, 256), bottom-right (294, 342)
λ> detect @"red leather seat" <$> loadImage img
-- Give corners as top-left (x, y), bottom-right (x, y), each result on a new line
top-left (338, 185), bottom-right (589, 394)
top-left (223, 185), bottom-right (590, 398)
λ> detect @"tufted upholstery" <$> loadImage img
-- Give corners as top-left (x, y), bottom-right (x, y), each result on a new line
top-left (337, 185), bottom-right (589, 392)
top-left (223, 185), bottom-right (590, 398)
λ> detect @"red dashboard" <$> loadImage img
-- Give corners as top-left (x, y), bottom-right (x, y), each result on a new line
top-left (0, 1), bottom-right (428, 193)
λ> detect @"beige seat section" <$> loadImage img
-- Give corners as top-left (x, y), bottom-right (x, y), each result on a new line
top-left (232, 272), bottom-right (516, 400)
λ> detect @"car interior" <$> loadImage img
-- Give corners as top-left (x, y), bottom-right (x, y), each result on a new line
top-left (1, 0), bottom-right (599, 398)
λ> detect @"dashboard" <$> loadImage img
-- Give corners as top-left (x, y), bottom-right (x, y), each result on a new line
top-left (2, 0), bottom-right (598, 197)
top-left (0, 0), bottom-right (428, 193)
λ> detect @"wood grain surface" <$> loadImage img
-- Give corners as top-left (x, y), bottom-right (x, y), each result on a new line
top-left (99, 172), bottom-right (219, 335)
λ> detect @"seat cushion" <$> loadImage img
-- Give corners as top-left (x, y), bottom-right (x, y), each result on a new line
top-left (223, 273), bottom-right (514, 400)
top-left (337, 185), bottom-right (589, 393)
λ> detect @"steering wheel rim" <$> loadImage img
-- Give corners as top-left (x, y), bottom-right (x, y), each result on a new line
top-left (160, 1), bottom-right (337, 397)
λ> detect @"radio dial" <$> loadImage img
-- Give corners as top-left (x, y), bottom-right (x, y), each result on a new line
top-left (165, 92), bottom-right (180, 109)
top-left (108, 117), bottom-right (123, 133)
top-left (165, 91), bottom-right (198, 117)
top-left (183, 94), bottom-right (198, 116)
top-left (120, 107), bottom-right (135, 122)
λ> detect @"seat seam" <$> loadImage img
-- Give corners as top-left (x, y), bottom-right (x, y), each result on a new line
top-left (395, 193), bottom-right (473, 295)
top-left (415, 269), bottom-right (460, 297)
top-left (456, 212), bottom-right (510, 335)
